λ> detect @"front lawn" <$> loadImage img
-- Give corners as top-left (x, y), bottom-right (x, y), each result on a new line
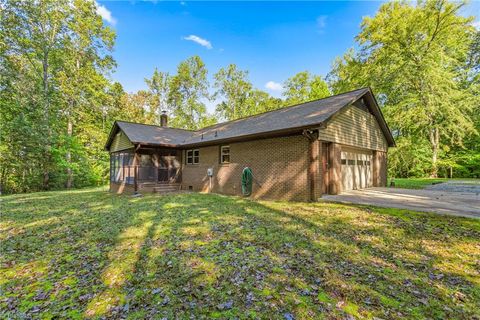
top-left (1, 189), bottom-right (479, 319)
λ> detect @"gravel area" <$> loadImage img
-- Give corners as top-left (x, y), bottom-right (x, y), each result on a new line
top-left (425, 180), bottom-right (480, 194)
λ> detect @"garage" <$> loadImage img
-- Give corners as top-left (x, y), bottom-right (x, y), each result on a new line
top-left (341, 147), bottom-right (373, 191)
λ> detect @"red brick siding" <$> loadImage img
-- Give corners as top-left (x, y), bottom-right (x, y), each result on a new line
top-left (181, 135), bottom-right (312, 201)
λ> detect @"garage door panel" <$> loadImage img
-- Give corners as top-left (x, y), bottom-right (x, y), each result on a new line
top-left (341, 148), bottom-right (373, 191)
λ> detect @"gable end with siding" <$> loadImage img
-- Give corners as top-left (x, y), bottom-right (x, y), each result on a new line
top-left (318, 104), bottom-right (388, 152)
top-left (110, 131), bottom-right (134, 152)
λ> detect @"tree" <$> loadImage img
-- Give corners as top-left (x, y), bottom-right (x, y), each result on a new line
top-left (57, 0), bottom-right (115, 188)
top-left (283, 71), bottom-right (330, 105)
top-left (0, 0), bottom-right (117, 193)
top-left (213, 64), bottom-right (253, 120)
top-left (328, 0), bottom-right (478, 177)
top-left (145, 68), bottom-right (171, 125)
top-left (245, 89), bottom-right (283, 115)
top-left (1, 0), bottom-right (71, 188)
top-left (119, 90), bottom-right (151, 123)
top-left (168, 56), bottom-right (216, 129)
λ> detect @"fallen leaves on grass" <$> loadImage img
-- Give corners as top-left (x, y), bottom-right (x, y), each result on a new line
top-left (1, 189), bottom-right (479, 319)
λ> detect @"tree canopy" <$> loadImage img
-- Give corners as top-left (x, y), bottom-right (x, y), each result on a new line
top-left (1, 0), bottom-right (116, 192)
top-left (283, 71), bottom-right (330, 105)
top-left (328, 0), bottom-right (479, 178)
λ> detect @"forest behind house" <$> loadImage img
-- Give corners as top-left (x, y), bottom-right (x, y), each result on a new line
top-left (1, 0), bottom-right (479, 194)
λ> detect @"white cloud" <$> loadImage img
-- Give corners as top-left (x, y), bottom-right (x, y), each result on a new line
top-left (180, 1), bottom-right (187, 6)
top-left (316, 15), bottom-right (327, 33)
top-left (183, 35), bottom-right (212, 49)
top-left (473, 21), bottom-right (480, 30)
top-left (96, 3), bottom-right (116, 25)
top-left (265, 81), bottom-right (283, 91)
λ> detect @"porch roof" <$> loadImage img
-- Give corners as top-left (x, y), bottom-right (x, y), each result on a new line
top-left (113, 121), bottom-right (193, 147)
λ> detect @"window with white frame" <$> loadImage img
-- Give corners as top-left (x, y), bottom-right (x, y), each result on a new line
top-left (220, 145), bottom-right (230, 164)
top-left (186, 149), bottom-right (199, 165)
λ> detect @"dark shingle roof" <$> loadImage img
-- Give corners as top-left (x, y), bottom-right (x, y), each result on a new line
top-left (105, 87), bottom-right (395, 149)
top-left (115, 121), bottom-right (193, 146)
top-left (184, 88), bottom-right (368, 145)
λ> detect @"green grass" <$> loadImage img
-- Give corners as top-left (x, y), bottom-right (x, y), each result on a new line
top-left (1, 188), bottom-right (479, 319)
top-left (388, 178), bottom-right (448, 189)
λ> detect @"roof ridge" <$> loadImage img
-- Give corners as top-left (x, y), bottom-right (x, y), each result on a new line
top-left (116, 120), bottom-right (195, 132)
top-left (116, 88), bottom-right (370, 134)
top-left (194, 87), bottom-right (370, 133)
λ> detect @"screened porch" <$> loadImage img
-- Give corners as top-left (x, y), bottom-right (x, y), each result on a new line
top-left (110, 148), bottom-right (182, 192)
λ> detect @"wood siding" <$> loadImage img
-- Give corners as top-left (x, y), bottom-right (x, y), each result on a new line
top-left (110, 131), bottom-right (134, 152)
top-left (318, 105), bottom-right (388, 152)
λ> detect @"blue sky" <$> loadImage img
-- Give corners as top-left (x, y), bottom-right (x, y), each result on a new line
top-left (97, 1), bottom-right (480, 112)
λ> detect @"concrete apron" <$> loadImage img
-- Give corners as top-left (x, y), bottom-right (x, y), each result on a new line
top-left (322, 186), bottom-right (480, 219)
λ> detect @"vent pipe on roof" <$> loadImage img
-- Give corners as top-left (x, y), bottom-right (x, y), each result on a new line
top-left (160, 111), bottom-right (168, 127)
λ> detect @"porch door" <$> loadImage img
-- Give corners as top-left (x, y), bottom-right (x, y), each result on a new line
top-left (158, 164), bottom-right (169, 182)
top-left (158, 155), bottom-right (181, 183)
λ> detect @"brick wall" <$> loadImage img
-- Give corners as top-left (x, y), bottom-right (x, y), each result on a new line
top-left (181, 135), bottom-right (312, 201)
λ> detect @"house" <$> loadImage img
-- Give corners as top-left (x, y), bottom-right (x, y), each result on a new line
top-left (105, 87), bottom-right (395, 201)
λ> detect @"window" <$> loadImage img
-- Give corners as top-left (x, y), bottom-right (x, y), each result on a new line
top-left (186, 149), bottom-right (199, 165)
top-left (341, 159), bottom-right (347, 165)
top-left (357, 160), bottom-right (364, 166)
top-left (347, 159), bottom-right (355, 165)
top-left (220, 145), bottom-right (230, 164)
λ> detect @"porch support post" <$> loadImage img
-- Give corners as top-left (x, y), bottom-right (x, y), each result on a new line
top-left (134, 144), bottom-right (141, 193)
top-left (154, 153), bottom-right (159, 182)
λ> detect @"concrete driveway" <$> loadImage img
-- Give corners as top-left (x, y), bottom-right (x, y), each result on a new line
top-left (322, 181), bottom-right (480, 219)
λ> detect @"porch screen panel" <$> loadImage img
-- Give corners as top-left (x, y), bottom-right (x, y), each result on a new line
top-left (110, 151), bottom-right (134, 184)
top-left (123, 153), bottom-right (134, 184)
top-left (110, 155), bottom-right (114, 182)
top-left (138, 154), bottom-right (155, 181)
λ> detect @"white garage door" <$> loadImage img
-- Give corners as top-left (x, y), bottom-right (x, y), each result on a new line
top-left (341, 149), bottom-right (373, 191)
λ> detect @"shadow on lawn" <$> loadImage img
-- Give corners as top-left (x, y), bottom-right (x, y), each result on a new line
top-left (1, 191), bottom-right (479, 319)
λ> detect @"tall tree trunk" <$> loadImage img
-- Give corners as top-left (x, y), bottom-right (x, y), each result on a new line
top-left (42, 51), bottom-right (50, 190)
top-left (66, 115), bottom-right (73, 189)
top-left (0, 167), bottom-right (6, 195)
top-left (430, 127), bottom-right (440, 178)
top-left (66, 57), bottom-right (81, 189)
top-left (22, 168), bottom-right (26, 193)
